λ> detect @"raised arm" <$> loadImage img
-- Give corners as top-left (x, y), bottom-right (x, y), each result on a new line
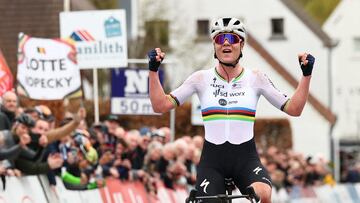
top-left (46, 107), bottom-right (86, 143)
top-left (148, 48), bottom-right (176, 113)
top-left (0, 145), bottom-right (22, 160)
top-left (284, 53), bottom-right (315, 116)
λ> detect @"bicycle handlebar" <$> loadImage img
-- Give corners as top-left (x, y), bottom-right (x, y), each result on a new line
top-left (185, 186), bottom-right (260, 203)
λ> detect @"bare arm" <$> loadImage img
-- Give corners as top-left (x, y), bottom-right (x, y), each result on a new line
top-left (46, 116), bottom-right (80, 143)
top-left (148, 48), bottom-right (176, 113)
top-left (285, 76), bottom-right (311, 116)
top-left (0, 145), bottom-right (22, 160)
top-left (149, 71), bottom-right (175, 113)
top-left (46, 108), bottom-right (86, 143)
top-left (284, 53), bottom-right (315, 116)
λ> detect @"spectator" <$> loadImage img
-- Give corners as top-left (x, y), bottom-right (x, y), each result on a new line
top-left (156, 142), bottom-right (176, 176)
top-left (24, 108), bottom-right (41, 121)
top-left (183, 143), bottom-right (197, 185)
top-left (0, 113), bottom-right (33, 176)
top-left (192, 135), bottom-right (204, 150)
top-left (14, 117), bottom-right (64, 175)
top-left (143, 141), bottom-right (163, 177)
top-left (132, 132), bottom-right (151, 170)
top-left (163, 161), bottom-right (187, 189)
top-left (345, 163), bottom-right (360, 183)
top-left (100, 139), bottom-right (131, 180)
top-left (103, 114), bottom-right (120, 149)
top-left (159, 127), bottom-right (171, 143)
top-left (125, 129), bottom-right (143, 168)
top-left (0, 91), bottom-right (18, 130)
top-left (150, 129), bottom-right (166, 144)
top-left (271, 169), bottom-right (286, 191)
top-left (114, 126), bottom-right (126, 140)
top-left (173, 138), bottom-right (188, 162)
top-left (90, 122), bottom-right (109, 154)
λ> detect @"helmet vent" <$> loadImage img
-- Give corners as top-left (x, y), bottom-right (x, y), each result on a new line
top-left (223, 18), bottom-right (231, 26)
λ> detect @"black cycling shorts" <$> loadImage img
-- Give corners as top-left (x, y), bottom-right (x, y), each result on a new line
top-left (195, 139), bottom-right (272, 198)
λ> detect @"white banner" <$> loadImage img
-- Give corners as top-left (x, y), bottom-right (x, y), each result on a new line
top-left (0, 176), bottom-right (47, 203)
top-left (60, 10), bottom-right (128, 69)
top-left (17, 34), bottom-right (81, 100)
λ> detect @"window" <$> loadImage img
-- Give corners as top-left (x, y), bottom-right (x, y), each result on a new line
top-left (270, 18), bottom-right (286, 40)
top-left (197, 20), bottom-right (209, 38)
top-left (145, 20), bottom-right (169, 47)
top-left (354, 37), bottom-right (360, 52)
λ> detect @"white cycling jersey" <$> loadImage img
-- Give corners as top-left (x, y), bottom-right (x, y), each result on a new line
top-left (169, 67), bottom-right (289, 145)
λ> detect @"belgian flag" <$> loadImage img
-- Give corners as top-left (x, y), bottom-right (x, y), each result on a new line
top-left (37, 47), bottom-right (46, 54)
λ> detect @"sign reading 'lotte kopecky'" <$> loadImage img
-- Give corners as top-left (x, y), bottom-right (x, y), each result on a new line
top-left (60, 10), bottom-right (128, 69)
top-left (17, 33), bottom-right (82, 100)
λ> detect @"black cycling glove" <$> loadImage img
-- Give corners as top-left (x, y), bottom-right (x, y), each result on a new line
top-left (299, 54), bottom-right (315, 76)
top-left (148, 49), bottom-right (162, 72)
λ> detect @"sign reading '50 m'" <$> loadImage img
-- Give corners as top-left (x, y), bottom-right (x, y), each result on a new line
top-left (111, 68), bottom-right (164, 115)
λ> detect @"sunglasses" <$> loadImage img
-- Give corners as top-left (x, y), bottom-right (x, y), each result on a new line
top-left (214, 33), bottom-right (242, 45)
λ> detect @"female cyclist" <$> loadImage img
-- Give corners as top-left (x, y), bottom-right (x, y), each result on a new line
top-left (148, 17), bottom-right (315, 203)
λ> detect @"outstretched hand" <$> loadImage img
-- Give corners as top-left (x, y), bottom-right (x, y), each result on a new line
top-left (148, 48), bottom-right (165, 72)
top-left (298, 53), bottom-right (315, 76)
top-left (77, 107), bottom-right (87, 120)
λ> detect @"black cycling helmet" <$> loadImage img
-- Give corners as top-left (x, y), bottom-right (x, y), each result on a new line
top-left (15, 113), bottom-right (35, 128)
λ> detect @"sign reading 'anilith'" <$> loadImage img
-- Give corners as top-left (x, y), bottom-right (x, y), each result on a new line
top-left (60, 10), bottom-right (128, 69)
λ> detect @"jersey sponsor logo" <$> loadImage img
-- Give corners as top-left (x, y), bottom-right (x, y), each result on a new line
top-left (210, 83), bottom-right (225, 89)
top-left (253, 166), bottom-right (262, 175)
top-left (218, 99), bottom-right (227, 106)
top-left (213, 89), bottom-right (227, 97)
top-left (211, 77), bottom-right (225, 89)
top-left (228, 100), bottom-right (238, 104)
top-left (200, 179), bottom-right (210, 194)
top-left (213, 90), bottom-right (245, 98)
top-left (229, 92), bottom-right (245, 97)
top-left (211, 78), bottom-right (245, 98)
top-left (232, 82), bottom-right (242, 89)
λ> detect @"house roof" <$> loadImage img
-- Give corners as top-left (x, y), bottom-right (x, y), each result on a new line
top-left (280, 0), bottom-right (337, 48)
top-left (247, 33), bottom-right (336, 125)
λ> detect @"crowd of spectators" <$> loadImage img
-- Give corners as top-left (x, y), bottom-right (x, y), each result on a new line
top-left (259, 146), bottom-right (335, 193)
top-left (0, 90), bottom-right (344, 196)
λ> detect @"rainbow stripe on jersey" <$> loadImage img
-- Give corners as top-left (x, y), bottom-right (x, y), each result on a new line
top-left (202, 107), bottom-right (256, 122)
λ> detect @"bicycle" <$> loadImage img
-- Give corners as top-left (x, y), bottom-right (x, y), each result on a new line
top-left (185, 178), bottom-right (260, 203)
